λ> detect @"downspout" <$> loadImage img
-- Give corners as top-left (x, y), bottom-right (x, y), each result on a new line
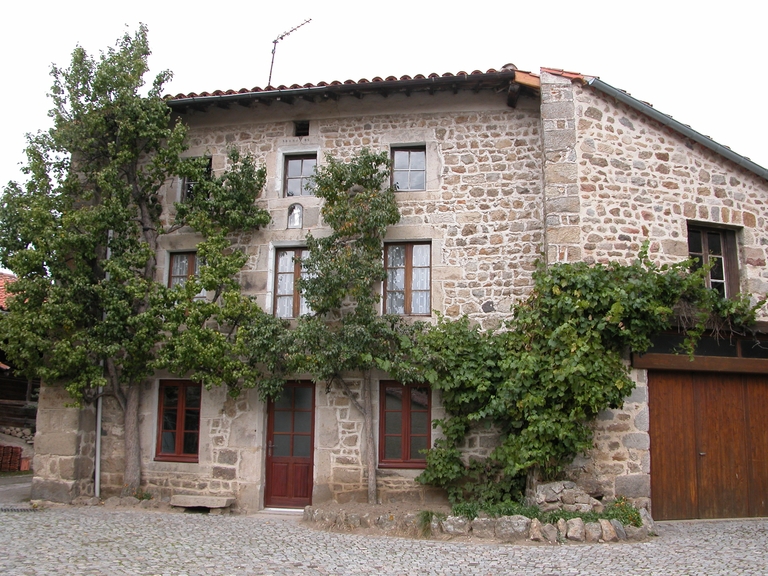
top-left (95, 391), bottom-right (102, 498)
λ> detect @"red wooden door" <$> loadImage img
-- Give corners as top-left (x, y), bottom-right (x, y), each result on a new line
top-left (265, 382), bottom-right (315, 508)
top-left (649, 370), bottom-right (768, 520)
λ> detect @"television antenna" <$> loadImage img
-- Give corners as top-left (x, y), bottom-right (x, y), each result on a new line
top-left (268, 18), bottom-right (312, 87)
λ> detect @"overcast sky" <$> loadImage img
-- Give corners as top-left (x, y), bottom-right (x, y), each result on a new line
top-left (2, 0), bottom-right (765, 189)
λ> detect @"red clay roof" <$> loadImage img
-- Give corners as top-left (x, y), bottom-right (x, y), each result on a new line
top-left (167, 68), bottom-right (540, 101)
top-left (0, 273), bottom-right (16, 310)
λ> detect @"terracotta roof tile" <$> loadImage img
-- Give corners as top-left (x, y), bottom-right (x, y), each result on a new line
top-left (0, 273), bottom-right (17, 310)
top-left (167, 68), bottom-right (536, 101)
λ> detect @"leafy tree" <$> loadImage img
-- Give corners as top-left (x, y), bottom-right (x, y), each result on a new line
top-left (288, 149), bottom-right (407, 503)
top-left (0, 27), bottom-right (280, 494)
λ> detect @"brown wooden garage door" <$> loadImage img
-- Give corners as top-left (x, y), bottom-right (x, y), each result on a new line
top-left (649, 371), bottom-right (768, 520)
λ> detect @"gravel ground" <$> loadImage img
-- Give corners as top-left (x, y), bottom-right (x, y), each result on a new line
top-left (1, 506), bottom-right (767, 575)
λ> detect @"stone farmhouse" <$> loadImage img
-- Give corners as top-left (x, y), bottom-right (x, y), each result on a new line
top-left (32, 66), bottom-right (768, 520)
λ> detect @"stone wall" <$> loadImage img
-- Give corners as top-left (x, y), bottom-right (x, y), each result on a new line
top-left (31, 384), bottom-right (96, 502)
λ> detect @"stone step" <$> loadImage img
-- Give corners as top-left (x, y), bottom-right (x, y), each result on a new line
top-left (170, 495), bottom-right (235, 509)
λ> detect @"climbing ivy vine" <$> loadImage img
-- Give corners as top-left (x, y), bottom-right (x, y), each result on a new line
top-left (410, 250), bottom-right (763, 504)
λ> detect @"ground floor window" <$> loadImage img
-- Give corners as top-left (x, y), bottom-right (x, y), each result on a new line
top-left (379, 381), bottom-right (430, 468)
top-left (155, 380), bottom-right (201, 462)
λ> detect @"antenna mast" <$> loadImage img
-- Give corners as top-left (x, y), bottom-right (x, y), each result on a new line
top-left (268, 18), bottom-right (312, 87)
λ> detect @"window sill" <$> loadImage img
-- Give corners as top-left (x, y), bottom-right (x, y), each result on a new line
top-left (154, 455), bottom-right (199, 463)
top-left (378, 462), bottom-right (427, 470)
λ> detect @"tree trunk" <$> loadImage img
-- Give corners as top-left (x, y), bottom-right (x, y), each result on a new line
top-left (121, 384), bottom-right (142, 496)
top-left (362, 372), bottom-right (377, 504)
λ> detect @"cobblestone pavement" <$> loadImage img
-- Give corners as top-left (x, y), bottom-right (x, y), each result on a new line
top-left (1, 507), bottom-right (767, 575)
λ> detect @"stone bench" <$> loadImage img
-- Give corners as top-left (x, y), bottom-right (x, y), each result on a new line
top-left (170, 495), bottom-right (235, 514)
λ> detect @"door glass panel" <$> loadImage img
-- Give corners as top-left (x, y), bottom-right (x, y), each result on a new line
top-left (294, 386), bottom-right (312, 410)
top-left (385, 436), bottom-right (402, 460)
top-left (275, 389), bottom-right (292, 410)
top-left (274, 411), bottom-right (292, 433)
top-left (412, 244), bottom-right (430, 267)
top-left (688, 230), bottom-right (702, 254)
top-left (708, 232), bottom-right (722, 255)
top-left (294, 411), bottom-right (311, 433)
top-left (387, 291), bottom-right (405, 314)
top-left (294, 435), bottom-right (311, 458)
top-left (272, 434), bottom-right (291, 457)
top-left (387, 245), bottom-right (405, 268)
top-left (411, 387), bottom-right (429, 409)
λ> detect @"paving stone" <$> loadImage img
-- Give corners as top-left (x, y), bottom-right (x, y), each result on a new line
top-left (1, 508), bottom-right (767, 575)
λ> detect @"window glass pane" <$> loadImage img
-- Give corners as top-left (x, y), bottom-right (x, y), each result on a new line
top-left (688, 230), bottom-right (702, 254)
top-left (294, 386), bottom-right (313, 410)
top-left (410, 411), bottom-right (428, 435)
top-left (411, 387), bottom-right (430, 409)
top-left (299, 297), bottom-right (311, 316)
top-left (742, 341), bottom-right (768, 359)
top-left (277, 273), bottom-right (294, 295)
top-left (161, 431), bottom-right (176, 453)
top-left (286, 179), bottom-right (301, 197)
top-left (387, 268), bottom-right (405, 291)
top-left (710, 257), bottom-right (724, 281)
top-left (393, 151), bottom-right (409, 170)
top-left (172, 255), bottom-right (189, 277)
top-left (272, 434), bottom-right (291, 457)
top-left (294, 411), bottom-right (311, 433)
top-left (387, 292), bottom-right (405, 315)
top-left (294, 435), bottom-right (311, 458)
top-left (185, 386), bottom-right (201, 409)
top-left (410, 150), bottom-right (426, 170)
top-left (409, 171), bottom-right (425, 190)
top-left (385, 411), bottom-right (402, 435)
top-left (411, 268), bottom-right (430, 290)
top-left (712, 282), bottom-right (726, 298)
top-left (384, 436), bottom-right (402, 460)
top-left (162, 409), bottom-right (177, 430)
top-left (393, 172), bottom-right (409, 190)
top-left (410, 436), bottom-right (427, 459)
top-left (287, 159), bottom-right (303, 177)
top-left (387, 246), bottom-right (405, 268)
top-left (183, 432), bottom-right (198, 455)
top-left (412, 244), bottom-right (430, 267)
top-left (302, 158), bottom-right (316, 177)
top-left (184, 410), bottom-right (199, 431)
top-left (385, 387), bottom-right (403, 410)
top-left (411, 291), bottom-right (430, 314)
top-left (708, 232), bottom-right (723, 255)
top-left (276, 296), bottom-right (293, 318)
top-left (277, 251), bottom-right (294, 273)
top-left (163, 386), bottom-right (179, 407)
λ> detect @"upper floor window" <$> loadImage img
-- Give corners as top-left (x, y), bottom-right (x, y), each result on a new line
top-left (169, 252), bottom-right (199, 288)
top-left (275, 248), bottom-right (311, 318)
top-left (284, 155), bottom-right (317, 197)
top-left (156, 380), bottom-right (201, 462)
top-left (379, 381), bottom-right (430, 468)
top-left (384, 243), bottom-right (431, 315)
top-left (687, 225), bottom-right (739, 298)
top-left (182, 157), bottom-right (212, 202)
top-left (294, 120), bottom-right (310, 137)
top-left (392, 147), bottom-right (426, 191)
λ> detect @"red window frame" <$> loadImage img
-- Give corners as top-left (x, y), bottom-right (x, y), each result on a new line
top-left (384, 243), bottom-right (431, 316)
top-left (379, 381), bottom-right (431, 469)
top-left (168, 252), bottom-right (199, 288)
top-left (274, 248), bottom-right (310, 318)
top-left (155, 380), bottom-right (201, 463)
